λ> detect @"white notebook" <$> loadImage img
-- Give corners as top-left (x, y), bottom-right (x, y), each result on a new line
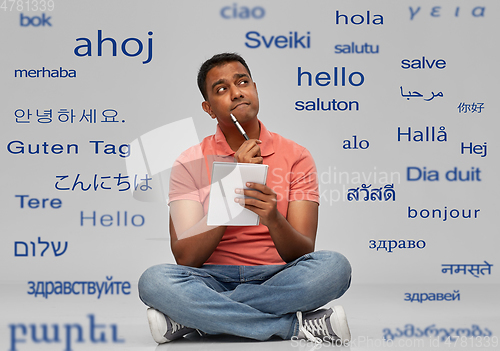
top-left (207, 162), bottom-right (268, 226)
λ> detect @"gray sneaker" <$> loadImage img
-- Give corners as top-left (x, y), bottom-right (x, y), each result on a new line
top-left (147, 308), bottom-right (196, 343)
top-left (296, 306), bottom-right (351, 344)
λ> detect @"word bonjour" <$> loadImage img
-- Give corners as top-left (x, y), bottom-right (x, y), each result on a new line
top-left (407, 167), bottom-right (482, 182)
top-left (408, 206), bottom-right (480, 221)
top-left (335, 10), bottom-right (383, 25)
top-left (9, 314), bottom-right (124, 351)
top-left (405, 290), bottom-right (460, 303)
top-left (369, 239), bottom-right (425, 253)
top-left (15, 237), bottom-right (68, 257)
top-left (74, 30), bottom-right (153, 64)
top-left (7, 140), bottom-right (130, 158)
top-left (409, 6), bottom-right (486, 20)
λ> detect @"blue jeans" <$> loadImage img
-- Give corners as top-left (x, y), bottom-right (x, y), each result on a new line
top-left (138, 250), bottom-right (351, 341)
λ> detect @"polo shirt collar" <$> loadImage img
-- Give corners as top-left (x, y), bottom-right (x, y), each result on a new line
top-left (214, 119), bottom-right (275, 157)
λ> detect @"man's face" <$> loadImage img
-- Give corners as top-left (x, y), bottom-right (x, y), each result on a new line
top-left (202, 61), bottom-right (259, 127)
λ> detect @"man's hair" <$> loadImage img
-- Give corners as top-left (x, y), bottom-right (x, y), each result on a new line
top-left (197, 52), bottom-right (252, 101)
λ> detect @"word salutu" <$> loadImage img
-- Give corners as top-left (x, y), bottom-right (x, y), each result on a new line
top-left (15, 237), bottom-right (68, 257)
top-left (9, 314), bottom-right (124, 351)
top-left (400, 87), bottom-right (443, 101)
top-left (441, 261), bottom-right (493, 278)
top-left (405, 290), bottom-right (460, 303)
top-left (334, 42), bottom-right (379, 54)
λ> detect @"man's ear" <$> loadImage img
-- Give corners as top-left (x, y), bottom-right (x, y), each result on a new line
top-left (202, 101), bottom-right (217, 119)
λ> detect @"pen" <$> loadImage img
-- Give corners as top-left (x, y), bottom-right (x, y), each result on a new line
top-left (230, 114), bottom-right (249, 140)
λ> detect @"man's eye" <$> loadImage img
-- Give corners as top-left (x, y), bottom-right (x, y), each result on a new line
top-left (217, 87), bottom-right (226, 93)
top-left (239, 80), bottom-right (248, 85)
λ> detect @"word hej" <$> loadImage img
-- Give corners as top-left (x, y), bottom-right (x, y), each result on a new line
top-left (7, 140), bottom-right (130, 158)
top-left (74, 30), bottom-right (153, 64)
top-left (407, 167), bottom-right (481, 182)
top-left (409, 6), bottom-right (486, 20)
top-left (9, 314), bottom-right (124, 351)
top-left (15, 237), bottom-right (68, 257)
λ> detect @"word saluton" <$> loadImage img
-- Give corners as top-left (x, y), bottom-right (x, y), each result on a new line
top-left (74, 30), bottom-right (153, 64)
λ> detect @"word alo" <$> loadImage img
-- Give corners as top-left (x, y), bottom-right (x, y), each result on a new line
top-left (9, 314), bottom-right (123, 351)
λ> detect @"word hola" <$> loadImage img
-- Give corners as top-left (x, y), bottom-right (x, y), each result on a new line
top-left (298, 67), bottom-right (364, 87)
top-left (407, 167), bottom-right (482, 182)
top-left (335, 10), bottom-right (383, 25)
top-left (20, 13), bottom-right (51, 26)
top-left (343, 135), bottom-right (369, 149)
top-left (401, 57), bottom-right (446, 69)
top-left (74, 30), bottom-right (153, 64)
top-left (9, 314), bottom-right (124, 351)
top-left (220, 4), bottom-right (265, 19)
top-left (461, 142), bottom-right (487, 158)
top-left (245, 31), bottom-right (310, 49)
top-left (335, 42), bottom-right (379, 54)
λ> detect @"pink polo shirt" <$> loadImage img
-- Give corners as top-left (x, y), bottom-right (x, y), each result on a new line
top-left (169, 121), bottom-right (319, 266)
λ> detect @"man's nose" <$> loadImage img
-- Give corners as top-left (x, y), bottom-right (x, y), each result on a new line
top-left (230, 85), bottom-right (244, 99)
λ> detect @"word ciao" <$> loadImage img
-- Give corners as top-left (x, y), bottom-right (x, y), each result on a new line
top-left (74, 30), bottom-right (153, 64)
top-left (9, 314), bottom-right (124, 351)
top-left (220, 4), bottom-right (265, 19)
top-left (405, 290), bottom-right (460, 303)
top-left (335, 10), bottom-right (383, 25)
top-left (7, 140), bottom-right (130, 158)
top-left (245, 31), bottom-right (310, 49)
top-left (27, 277), bottom-right (131, 299)
top-left (409, 6), bottom-right (486, 20)
top-left (407, 167), bottom-right (482, 182)
top-left (369, 239), bottom-right (425, 253)
top-left (15, 237), bottom-right (68, 257)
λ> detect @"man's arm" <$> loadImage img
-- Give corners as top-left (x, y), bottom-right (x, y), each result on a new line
top-left (237, 183), bottom-right (318, 263)
top-left (169, 199), bottom-right (226, 267)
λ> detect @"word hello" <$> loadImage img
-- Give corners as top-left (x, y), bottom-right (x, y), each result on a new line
top-left (9, 314), bottom-right (123, 351)
top-left (401, 57), bottom-right (446, 69)
top-left (298, 67), bottom-right (364, 87)
top-left (335, 10), bottom-right (383, 25)
top-left (20, 13), bottom-right (51, 26)
top-left (80, 211), bottom-right (145, 227)
top-left (220, 4), bottom-right (265, 19)
top-left (245, 31), bottom-right (310, 49)
top-left (407, 167), bottom-right (482, 182)
top-left (335, 43), bottom-right (379, 54)
top-left (74, 30), bottom-right (153, 64)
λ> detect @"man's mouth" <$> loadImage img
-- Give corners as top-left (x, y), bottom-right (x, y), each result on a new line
top-left (231, 102), bottom-right (249, 110)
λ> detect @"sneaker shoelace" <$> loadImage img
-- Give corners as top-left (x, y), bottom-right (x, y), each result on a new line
top-left (297, 311), bottom-right (330, 344)
top-left (167, 316), bottom-right (203, 337)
